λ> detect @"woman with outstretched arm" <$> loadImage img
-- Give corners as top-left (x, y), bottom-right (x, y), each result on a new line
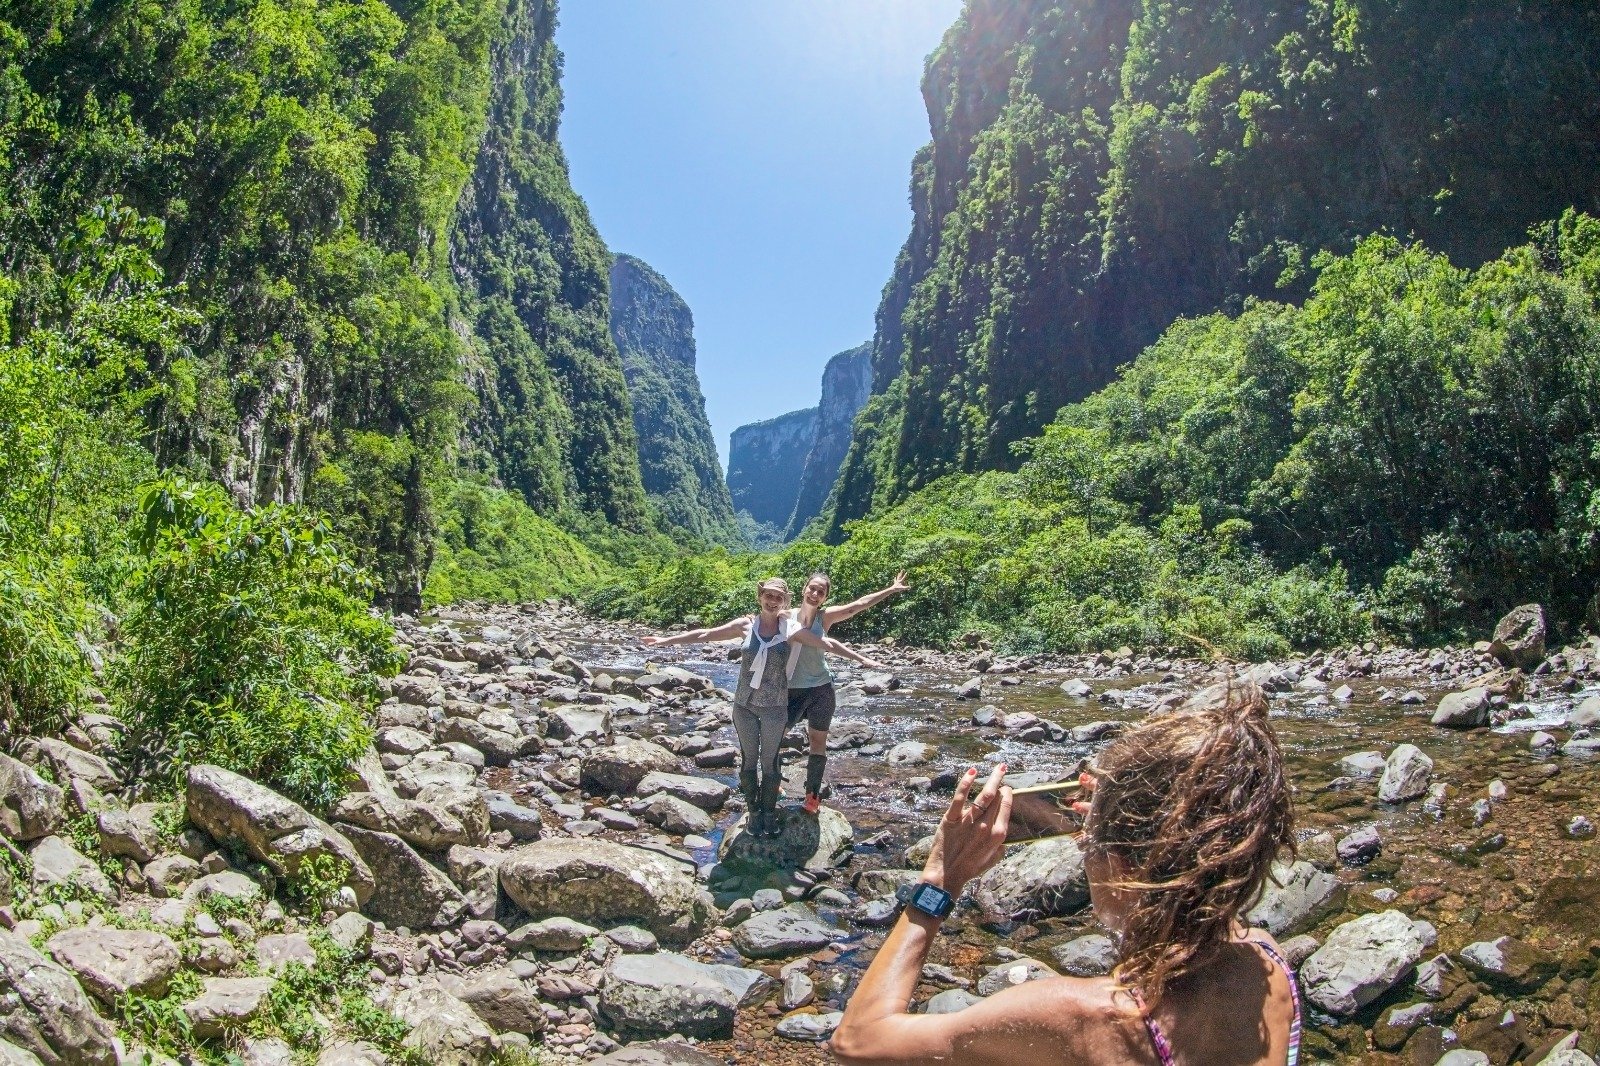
top-left (641, 577), bottom-right (886, 838)
top-left (787, 570), bottom-right (909, 813)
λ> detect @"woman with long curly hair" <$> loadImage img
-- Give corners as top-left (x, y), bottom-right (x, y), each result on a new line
top-left (832, 680), bottom-right (1301, 1065)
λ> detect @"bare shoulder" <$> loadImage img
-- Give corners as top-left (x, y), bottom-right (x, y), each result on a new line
top-left (945, 976), bottom-right (1149, 1064)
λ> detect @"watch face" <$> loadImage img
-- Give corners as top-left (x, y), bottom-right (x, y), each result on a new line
top-left (914, 885), bottom-right (943, 910)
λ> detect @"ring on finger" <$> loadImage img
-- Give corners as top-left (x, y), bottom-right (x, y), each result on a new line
top-left (968, 800), bottom-right (989, 814)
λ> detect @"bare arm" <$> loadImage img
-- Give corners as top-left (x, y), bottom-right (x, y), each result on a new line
top-left (834, 766), bottom-right (1061, 1066)
top-left (822, 570), bottom-right (909, 628)
top-left (639, 617), bottom-right (746, 648)
top-left (785, 627), bottom-right (888, 670)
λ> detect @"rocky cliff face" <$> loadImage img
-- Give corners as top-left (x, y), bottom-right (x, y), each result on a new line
top-left (608, 255), bottom-right (742, 548)
top-left (450, 0), bottom-right (649, 532)
top-left (784, 343), bottom-right (871, 540)
top-left (821, 0), bottom-right (1600, 539)
top-left (726, 408), bottom-right (818, 534)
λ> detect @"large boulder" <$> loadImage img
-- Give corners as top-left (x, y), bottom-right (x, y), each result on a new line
top-left (28, 837), bottom-right (114, 904)
top-left (1432, 688), bottom-right (1491, 729)
top-left (437, 969), bottom-right (546, 1035)
top-left (16, 739), bottom-right (118, 794)
top-left (0, 933), bottom-right (117, 1066)
top-left (435, 717), bottom-right (532, 767)
top-left (1301, 910), bottom-right (1426, 1015)
top-left (1243, 861), bottom-right (1345, 937)
top-left (499, 839), bottom-right (712, 946)
top-left (94, 804), bottom-right (163, 863)
top-left (546, 706), bottom-right (612, 742)
top-left (636, 772), bottom-right (730, 812)
top-left (638, 793), bottom-right (714, 836)
top-left (719, 806), bottom-right (852, 872)
top-left (392, 756), bottom-right (476, 798)
top-left (182, 977), bottom-right (276, 1038)
top-left (330, 792), bottom-right (476, 851)
top-left (599, 953), bottom-right (769, 1038)
top-left (1490, 604), bottom-right (1546, 669)
top-left (1378, 744), bottom-right (1435, 803)
top-left (730, 905), bottom-right (839, 960)
top-left (0, 755), bottom-right (65, 841)
top-left (45, 929), bottom-right (180, 1004)
top-left (185, 765), bottom-right (373, 906)
top-left (340, 826), bottom-right (464, 929)
top-left (580, 741), bottom-right (680, 795)
top-left (973, 836), bottom-right (1089, 924)
top-left (391, 985), bottom-right (499, 1066)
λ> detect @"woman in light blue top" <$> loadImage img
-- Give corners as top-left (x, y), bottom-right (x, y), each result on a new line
top-left (787, 570), bottom-right (909, 813)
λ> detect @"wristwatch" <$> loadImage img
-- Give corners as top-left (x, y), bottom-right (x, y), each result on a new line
top-left (896, 880), bottom-right (956, 920)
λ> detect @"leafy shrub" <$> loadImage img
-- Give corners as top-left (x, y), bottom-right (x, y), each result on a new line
top-left (114, 477), bottom-right (403, 810)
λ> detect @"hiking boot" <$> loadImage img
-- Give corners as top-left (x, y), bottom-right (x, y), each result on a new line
top-left (801, 792), bottom-right (822, 815)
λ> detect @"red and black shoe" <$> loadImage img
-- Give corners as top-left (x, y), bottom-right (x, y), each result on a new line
top-left (801, 792), bottom-right (822, 815)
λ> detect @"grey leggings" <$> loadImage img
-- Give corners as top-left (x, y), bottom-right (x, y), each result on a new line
top-left (733, 700), bottom-right (786, 801)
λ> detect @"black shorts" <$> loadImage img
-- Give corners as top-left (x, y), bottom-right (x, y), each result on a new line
top-left (786, 683), bottom-right (836, 733)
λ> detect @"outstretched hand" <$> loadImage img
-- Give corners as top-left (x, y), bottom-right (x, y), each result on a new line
top-left (639, 635), bottom-right (666, 647)
top-left (889, 570), bottom-right (909, 593)
top-left (921, 764), bottom-right (1012, 894)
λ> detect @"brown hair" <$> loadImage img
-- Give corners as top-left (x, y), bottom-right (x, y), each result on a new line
top-left (1085, 678), bottom-right (1293, 1006)
top-left (805, 571), bottom-right (831, 594)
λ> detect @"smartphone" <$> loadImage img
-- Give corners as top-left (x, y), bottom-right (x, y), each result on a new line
top-left (1004, 780), bottom-right (1083, 842)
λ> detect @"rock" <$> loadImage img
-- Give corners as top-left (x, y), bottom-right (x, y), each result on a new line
top-left (45, 928), bottom-right (179, 1004)
top-left (414, 783), bottom-right (491, 843)
top-left (1378, 743), bottom-right (1434, 802)
top-left (1280, 935), bottom-right (1320, 968)
top-left (500, 839), bottom-right (712, 946)
top-left (546, 706), bottom-right (611, 741)
top-left (506, 916), bottom-right (599, 954)
top-left (183, 870), bottom-right (262, 909)
top-left (94, 805), bottom-right (162, 864)
top-left (973, 836), bottom-right (1088, 923)
top-left (1532, 1034), bottom-right (1598, 1066)
top-left (1458, 936), bottom-right (1554, 992)
top-left (1569, 695), bottom-right (1600, 729)
top-left (718, 805), bottom-right (853, 872)
top-left (1337, 825), bottom-right (1382, 864)
top-left (1244, 861), bottom-right (1345, 937)
top-left (436, 717), bottom-right (531, 766)
top-left (775, 1012), bottom-right (842, 1041)
top-left (692, 746), bottom-right (738, 769)
top-left (0, 755), bottom-right (65, 842)
top-left (638, 793), bottom-right (714, 836)
top-left (1060, 679), bottom-right (1093, 698)
top-left (0, 1041), bottom-right (42, 1066)
top-left (0, 933), bottom-right (117, 1066)
top-left (781, 970), bottom-right (815, 1010)
top-left (340, 826), bottom-right (464, 929)
top-left (483, 792), bottom-right (542, 840)
top-left (1432, 687), bottom-right (1491, 729)
top-left (185, 765), bottom-right (373, 906)
top-left (392, 985), bottom-right (499, 1066)
top-left (327, 913), bottom-right (374, 956)
top-left (1490, 603), bottom-right (1546, 669)
top-left (605, 925), bottom-right (659, 954)
top-left (579, 742), bottom-right (678, 793)
top-left (143, 855), bottom-right (201, 898)
top-left (316, 1043), bottom-right (386, 1066)
top-left (1372, 1002), bottom-right (1433, 1050)
top-left (588, 1043), bottom-right (725, 1066)
top-left (977, 958), bottom-right (1059, 996)
top-left (634, 772), bottom-right (730, 811)
top-left (446, 845), bottom-right (505, 921)
top-left (1435, 1052), bottom-right (1491, 1066)
top-left (1562, 736), bottom-right (1600, 756)
top-left (730, 905), bottom-right (839, 959)
top-left (392, 757), bottom-right (477, 797)
top-left (17, 739), bottom-right (117, 794)
top-left (377, 726), bottom-right (433, 756)
top-left (1049, 934), bottom-right (1117, 977)
top-left (27, 837), bottom-right (114, 904)
top-left (918, 989), bottom-right (980, 1018)
top-left (1300, 910), bottom-right (1426, 1015)
top-left (442, 969), bottom-right (546, 1035)
top-left (1338, 751), bottom-right (1387, 778)
top-left (600, 952), bottom-right (772, 1038)
top-left (1069, 721), bottom-right (1124, 743)
top-left (330, 791), bottom-right (475, 851)
top-left (182, 976), bottom-right (276, 1039)
top-left (885, 741), bottom-right (936, 766)
top-left (255, 934), bottom-right (316, 975)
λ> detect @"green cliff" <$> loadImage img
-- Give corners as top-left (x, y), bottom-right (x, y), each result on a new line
top-left (608, 254), bottom-right (743, 548)
top-left (823, 0), bottom-right (1600, 538)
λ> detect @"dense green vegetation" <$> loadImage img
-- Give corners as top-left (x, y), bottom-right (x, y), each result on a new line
top-left (609, 254), bottom-right (743, 548)
top-left (824, 0), bottom-right (1600, 539)
top-left (598, 219), bottom-right (1600, 657)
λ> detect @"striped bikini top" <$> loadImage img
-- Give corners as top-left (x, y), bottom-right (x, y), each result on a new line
top-left (1130, 938), bottom-right (1302, 1066)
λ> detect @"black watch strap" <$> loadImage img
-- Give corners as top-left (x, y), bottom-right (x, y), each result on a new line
top-left (896, 880), bottom-right (955, 920)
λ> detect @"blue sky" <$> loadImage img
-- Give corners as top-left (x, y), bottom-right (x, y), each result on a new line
top-left (556, 0), bottom-right (965, 466)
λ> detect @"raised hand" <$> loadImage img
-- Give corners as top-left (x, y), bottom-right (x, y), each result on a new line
top-left (889, 570), bottom-right (909, 593)
top-left (921, 764), bottom-right (1012, 894)
top-left (640, 635), bottom-right (667, 647)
